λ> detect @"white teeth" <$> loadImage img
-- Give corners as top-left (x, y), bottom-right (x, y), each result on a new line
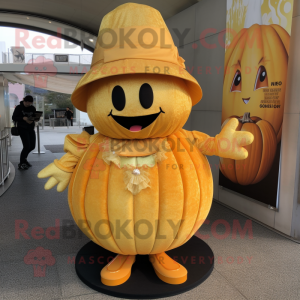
top-left (243, 99), bottom-right (250, 104)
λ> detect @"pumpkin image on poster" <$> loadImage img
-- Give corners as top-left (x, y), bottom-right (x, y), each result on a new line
top-left (38, 3), bottom-right (253, 287)
top-left (220, 113), bottom-right (277, 185)
top-left (222, 23), bottom-right (290, 143)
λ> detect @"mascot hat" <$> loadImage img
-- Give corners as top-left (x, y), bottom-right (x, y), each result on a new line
top-left (71, 3), bottom-right (203, 111)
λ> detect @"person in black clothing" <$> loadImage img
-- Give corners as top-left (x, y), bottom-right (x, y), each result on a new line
top-left (64, 107), bottom-right (73, 126)
top-left (12, 95), bottom-right (36, 170)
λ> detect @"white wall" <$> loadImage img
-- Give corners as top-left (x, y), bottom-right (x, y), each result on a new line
top-left (77, 109), bottom-right (92, 126)
top-left (287, 0), bottom-right (300, 239)
top-left (165, 0), bottom-right (226, 200)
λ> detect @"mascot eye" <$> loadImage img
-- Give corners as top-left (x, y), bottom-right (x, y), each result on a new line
top-left (139, 83), bottom-right (153, 109)
top-left (230, 70), bottom-right (242, 92)
top-left (255, 66), bottom-right (268, 90)
top-left (112, 86), bottom-right (126, 111)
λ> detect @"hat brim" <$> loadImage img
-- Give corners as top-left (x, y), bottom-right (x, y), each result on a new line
top-left (71, 59), bottom-right (202, 112)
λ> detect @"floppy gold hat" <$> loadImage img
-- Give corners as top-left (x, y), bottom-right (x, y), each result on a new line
top-left (71, 3), bottom-right (202, 112)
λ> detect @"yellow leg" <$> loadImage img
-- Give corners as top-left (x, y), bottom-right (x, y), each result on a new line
top-left (101, 254), bottom-right (136, 286)
top-left (149, 252), bottom-right (187, 285)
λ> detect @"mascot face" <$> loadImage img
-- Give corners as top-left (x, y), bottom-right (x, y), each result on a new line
top-left (87, 74), bottom-right (192, 139)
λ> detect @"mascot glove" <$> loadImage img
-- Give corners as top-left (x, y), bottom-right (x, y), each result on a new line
top-left (37, 163), bottom-right (73, 192)
top-left (215, 118), bottom-right (254, 160)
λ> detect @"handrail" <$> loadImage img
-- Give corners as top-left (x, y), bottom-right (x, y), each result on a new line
top-left (0, 129), bottom-right (10, 186)
top-left (0, 133), bottom-right (9, 140)
top-left (4, 127), bottom-right (11, 146)
top-left (1, 52), bottom-right (92, 65)
top-left (49, 117), bottom-right (82, 128)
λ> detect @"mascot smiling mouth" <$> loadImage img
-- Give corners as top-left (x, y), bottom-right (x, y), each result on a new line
top-left (108, 107), bottom-right (165, 132)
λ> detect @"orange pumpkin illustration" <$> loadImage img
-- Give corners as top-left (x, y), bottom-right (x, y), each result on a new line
top-left (222, 24), bottom-right (290, 143)
top-left (220, 113), bottom-right (277, 185)
top-left (38, 3), bottom-right (253, 287)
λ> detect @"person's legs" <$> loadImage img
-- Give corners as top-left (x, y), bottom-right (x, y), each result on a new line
top-left (28, 129), bottom-right (36, 153)
top-left (25, 129), bottom-right (36, 166)
top-left (19, 128), bottom-right (30, 169)
top-left (67, 118), bottom-right (73, 126)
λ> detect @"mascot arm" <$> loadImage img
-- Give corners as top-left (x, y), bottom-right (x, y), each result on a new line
top-left (180, 119), bottom-right (253, 160)
top-left (37, 131), bottom-right (90, 192)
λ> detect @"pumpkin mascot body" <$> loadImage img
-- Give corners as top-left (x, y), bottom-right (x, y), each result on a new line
top-left (38, 3), bottom-right (253, 286)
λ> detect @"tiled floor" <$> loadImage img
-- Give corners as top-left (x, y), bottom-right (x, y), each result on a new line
top-left (1, 127), bottom-right (300, 300)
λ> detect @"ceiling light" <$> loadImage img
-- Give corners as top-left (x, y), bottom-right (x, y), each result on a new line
top-left (49, 21), bottom-right (51, 23)
top-left (89, 39), bottom-right (94, 42)
top-left (27, 17), bottom-right (30, 19)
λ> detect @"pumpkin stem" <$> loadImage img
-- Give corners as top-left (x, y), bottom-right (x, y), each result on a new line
top-left (239, 112), bottom-right (254, 124)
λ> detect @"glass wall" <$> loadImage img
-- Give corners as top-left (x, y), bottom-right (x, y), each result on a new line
top-left (0, 75), bottom-right (10, 131)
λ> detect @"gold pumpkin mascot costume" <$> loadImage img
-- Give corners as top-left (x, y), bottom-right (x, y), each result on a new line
top-left (38, 3), bottom-right (254, 286)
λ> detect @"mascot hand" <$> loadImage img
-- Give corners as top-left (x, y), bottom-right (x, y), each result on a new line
top-left (216, 118), bottom-right (254, 160)
top-left (37, 163), bottom-right (72, 192)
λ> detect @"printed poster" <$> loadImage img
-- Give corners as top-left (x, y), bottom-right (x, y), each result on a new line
top-left (219, 0), bottom-right (294, 208)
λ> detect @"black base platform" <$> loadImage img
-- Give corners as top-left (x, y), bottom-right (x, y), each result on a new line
top-left (75, 236), bottom-right (214, 299)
